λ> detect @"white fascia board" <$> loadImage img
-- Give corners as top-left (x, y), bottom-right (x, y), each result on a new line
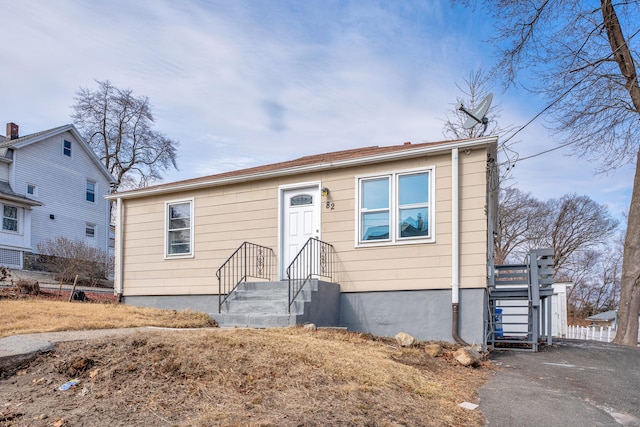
top-left (8, 125), bottom-right (75, 149)
top-left (68, 126), bottom-right (117, 185)
top-left (13, 125), bottom-right (117, 185)
top-left (108, 136), bottom-right (498, 201)
top-left (0, 194), bottom-right (42, 207)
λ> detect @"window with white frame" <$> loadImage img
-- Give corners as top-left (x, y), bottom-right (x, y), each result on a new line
top-left (166, 200), bottom-right (193, 256)
top-left (85, 223), bottom-right (96, 238)
top-left (357, 169), bottom-right (432, 245)
top-left (63, 140), bottom-right (72, 157)
top-left (26, 183), bottom-right (36, 196)
top-left (2, 205), bottom-right (18, 232)
top-left (86, 180), bottom-right (96, 202)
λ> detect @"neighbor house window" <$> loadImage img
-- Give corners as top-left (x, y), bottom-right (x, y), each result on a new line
top-left (86, 223), bottom-right (96, 238)
top-left (86, 180), bottom-right (96, 202)
top-left (26, 184), bottom-right (36, 196)
top-left (2, 205), bottom-right (18, 232)
top-left (166, 200), bottom-right (193, 257)
top-left (63, 140), bottom-right (72, 157)
top-left (357, 168), bottom-right (432, 245)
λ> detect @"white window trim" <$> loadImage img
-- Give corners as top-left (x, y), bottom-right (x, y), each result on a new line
top-left (1, 203), bottom-right (20, 234)
top-left (26, 183), bottom-right (37, 197)
top-left (63, 139), bottom-right (72, 157)
top-left (86, 180), bottom-right (96, 203)
top-left (164, 198), bottom-right (195, 259)
top-left (355, 166), bottom-right (435, 247)
top-left (85, 222), bottom-right (96, 238)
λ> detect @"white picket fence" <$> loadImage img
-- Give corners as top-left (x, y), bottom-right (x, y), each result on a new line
top-left (567, 325), bottom-right (615, 342)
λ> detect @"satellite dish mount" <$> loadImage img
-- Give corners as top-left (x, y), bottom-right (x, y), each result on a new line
top-left (456, 93), bottom-right (493, 136)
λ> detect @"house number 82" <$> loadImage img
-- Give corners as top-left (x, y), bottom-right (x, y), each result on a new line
top-left (325, 202), bottom-right (335, 210)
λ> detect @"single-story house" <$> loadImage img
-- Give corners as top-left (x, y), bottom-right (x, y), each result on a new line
top-left (108, 136), bottom-right (499, 343)
top-left (587, 310), bottom-right (617, 329)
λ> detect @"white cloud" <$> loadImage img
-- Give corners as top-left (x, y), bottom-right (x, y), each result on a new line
top-left (0, 0), bottom-right (632, 223)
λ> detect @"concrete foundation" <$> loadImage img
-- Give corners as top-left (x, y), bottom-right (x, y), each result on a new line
top-left (124, 287), bottom-right (487, 344)
top-left (123, 294), bottom-right (219, 314)
top-left (339, 288), bottom-right (487, 344)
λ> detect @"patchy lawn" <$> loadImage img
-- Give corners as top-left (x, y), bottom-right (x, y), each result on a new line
top-left (1, 328), bottom-right (488, 426)
top-left (0, 290), bottom-right (490, 426)
top-left (0, 291), bottom-right (214, 338)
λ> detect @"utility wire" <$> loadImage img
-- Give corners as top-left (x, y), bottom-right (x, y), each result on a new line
top-left (500, 27), bottom-right (640, 162)
top-left (516, 140), bottom-right (575, 161)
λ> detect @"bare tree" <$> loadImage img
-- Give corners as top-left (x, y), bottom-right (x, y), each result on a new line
top-left (442, 69), bottom-right (506, 140)
top-left (72, 80), bottom-right (179, 189)
top-left (37, 236), bottom-right (113, 286)
top-left (566, 245), bottom-right (622, 318)
top-left (495, 187), bottom-right (549, 264)
top-left (459, 0), bottom-right (640, 346)
top-left (549, 194), bottom-right (619, 273)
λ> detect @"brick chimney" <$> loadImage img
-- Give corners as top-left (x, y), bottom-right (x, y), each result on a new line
top-left (6, 123), bottom-right (18, 140)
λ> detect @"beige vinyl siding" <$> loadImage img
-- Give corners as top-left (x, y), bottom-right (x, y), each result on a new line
top-left (119, 147), bottom-right (491, 296)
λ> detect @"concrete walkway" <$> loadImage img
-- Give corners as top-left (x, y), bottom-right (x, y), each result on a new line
top-left (0, 328), bottom-right (156, 373)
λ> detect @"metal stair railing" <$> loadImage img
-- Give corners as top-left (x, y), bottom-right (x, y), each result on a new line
top-left (488, 264), bottom-right (530, 347)
top-left (286, 238), bottom-right (335, 313)
top-left (487, 248), bottom-right (554, 351)
top-left (528, 248), bottom-right (554, 348)
top-left (216, 242), bottom-right (275, 313)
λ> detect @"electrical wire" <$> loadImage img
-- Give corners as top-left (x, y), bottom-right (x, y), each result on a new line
top-left (499, 26), bottom-right (640, 164)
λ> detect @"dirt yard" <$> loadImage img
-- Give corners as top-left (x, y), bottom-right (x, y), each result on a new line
top-left (0, 275), bottom-right (489, 426)
top-left (0, 328), bottom-right (489, 427)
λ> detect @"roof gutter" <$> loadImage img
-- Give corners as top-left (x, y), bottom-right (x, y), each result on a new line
top-left (0, 194), bottom-right (42, 207)
top-left (108, 136), bottom-right (498, 200)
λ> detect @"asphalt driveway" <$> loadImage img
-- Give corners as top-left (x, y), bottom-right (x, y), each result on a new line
top-left (479, 339), bottom-right (640, 426)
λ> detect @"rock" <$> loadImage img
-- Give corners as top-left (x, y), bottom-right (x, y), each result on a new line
top-left (454, 347), bottom-right (481, 367)
top-left (424, 343), bottom-right (442, 357)
top-left (303, 323), bottom-right (317, 331)
top-left (395, 332), bottom-right (417, 348)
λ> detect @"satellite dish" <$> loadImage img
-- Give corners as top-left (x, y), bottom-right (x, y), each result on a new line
top-left (458, 93), bottom-right (493, 134)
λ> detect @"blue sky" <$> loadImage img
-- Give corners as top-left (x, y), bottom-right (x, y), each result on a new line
top-left (0, 0), bottom-right (634, 222)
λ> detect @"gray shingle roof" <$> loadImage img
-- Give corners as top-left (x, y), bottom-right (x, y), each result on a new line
top-left (0, 124), bottom-right (72, 148)
top-left (0, 181), bottom-right (42, 206)
top-left (586, 310), bottom-right (617, 321)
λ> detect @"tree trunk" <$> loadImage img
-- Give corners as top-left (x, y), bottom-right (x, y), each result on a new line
top-left (601, 0), bottom-right (640, 347)
top-left (613, 148), bottom-right (640, 346)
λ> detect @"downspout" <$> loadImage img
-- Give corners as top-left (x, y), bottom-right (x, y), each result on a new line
top-left (115, 196), bottom-right (123, 302)
top-left (451, 148), bottom-right (469, 345)
top-left (105, 189), bottom-right (111, 280)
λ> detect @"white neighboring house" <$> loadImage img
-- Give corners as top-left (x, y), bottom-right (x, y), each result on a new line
top-left (0, 122), bottom-right (115, 269)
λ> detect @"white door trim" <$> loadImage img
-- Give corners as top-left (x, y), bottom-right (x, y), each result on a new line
top-left (278, 181), bottom-right (321, 280)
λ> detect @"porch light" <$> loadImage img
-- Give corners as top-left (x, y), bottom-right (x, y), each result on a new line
top-left (321, 187), bottom-right (330, 197)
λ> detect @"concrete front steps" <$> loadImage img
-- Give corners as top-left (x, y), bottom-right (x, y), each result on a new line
top-left (210, 280), bottom-right (340, 328)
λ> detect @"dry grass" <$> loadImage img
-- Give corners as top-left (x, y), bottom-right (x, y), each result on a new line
top-left (0, 299), bottom-right (489, 425)
top-left (0, 300), bottom-right (214, 338)
top-left (1, 328), bottom-right (489, 426)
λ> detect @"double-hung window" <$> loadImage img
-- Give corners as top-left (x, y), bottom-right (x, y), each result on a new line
top-left (86, 180), bottom-right (96, 202)
top-left (166, 200), bottom-right (193, 257)
top-left (86, 223), bottom-right (96, 238)
top-left (2, 205), bottom-right (18, 232)
top-left (360, 177), bottom-right (391, 241)
top-left (63, 140), bottom-right (72, 157)
top-left (357, 168), bottom-right (433, 245)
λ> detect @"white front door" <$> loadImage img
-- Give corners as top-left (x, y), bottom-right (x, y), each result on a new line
top-left (281, 185), bottom-right (320, 277)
